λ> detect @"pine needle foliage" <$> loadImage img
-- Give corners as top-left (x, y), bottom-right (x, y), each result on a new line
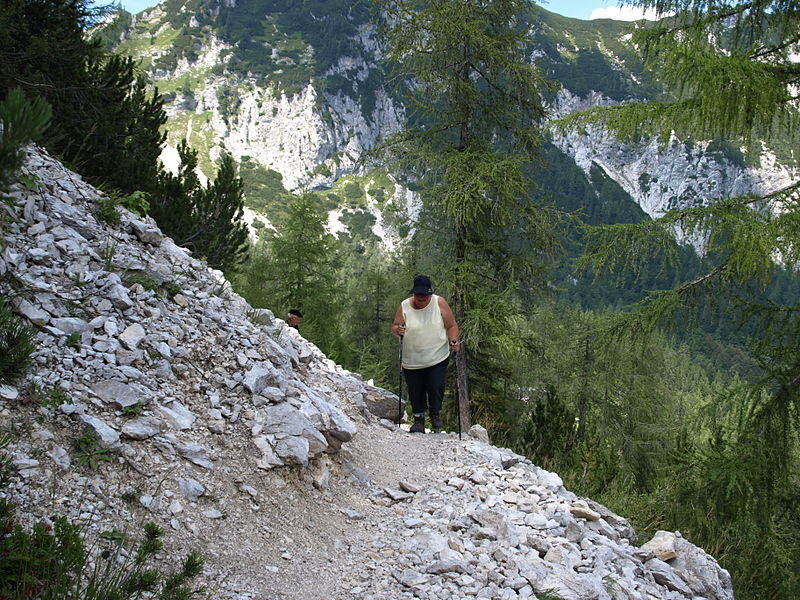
top-left (0, 88), bottom-right (51, 191)
top-left (149, 141), bottom-right (249, 273)
top-left (556, 2), bottom-right (800, 597)
top-left (0, 299), bottom-right (36, 386)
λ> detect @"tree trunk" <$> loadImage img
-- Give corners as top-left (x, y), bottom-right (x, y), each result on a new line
top-left (454, 225), bottom-right (471, 430)
top-left (455, 345), bottom-right (471, 430)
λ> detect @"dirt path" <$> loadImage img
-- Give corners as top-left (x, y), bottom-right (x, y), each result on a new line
top-left (180, 422), bottom-right (479, 600)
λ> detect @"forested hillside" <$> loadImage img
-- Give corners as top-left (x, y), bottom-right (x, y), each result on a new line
top-left (2, 0), bottom-right (799, 598)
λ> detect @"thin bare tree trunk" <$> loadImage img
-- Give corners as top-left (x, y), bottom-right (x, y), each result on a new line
top-left (455, 345), bottom-right (471, 430)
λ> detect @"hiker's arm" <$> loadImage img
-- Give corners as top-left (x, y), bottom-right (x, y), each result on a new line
top-left (391, 305), bottom-right (406, 337)
top-left (438, 297), bottom-right (460, 351)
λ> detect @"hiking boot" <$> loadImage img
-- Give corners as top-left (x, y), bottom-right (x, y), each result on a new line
top-left (409, 416), bottom-right (426, 433)
top-left (430, 413), bottom-right (443, 433)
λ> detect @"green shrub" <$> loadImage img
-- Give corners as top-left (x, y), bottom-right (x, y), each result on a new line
top-left (71, 434), bottom-right (111, 471)
top-left (65, 332), bottom-right (81, 350)
top-left (0, 299), bottom-right (35, 386)
top-left (94, 197), bottom-right (121, 225)
top-left (0, 508), bottom-right (205, 600)
top-left (117, 190), bottom-right (151, 216)
top-left (42, 389), bottom-right (72, 409)
top-left (0, 88), bottom-right (52, 192)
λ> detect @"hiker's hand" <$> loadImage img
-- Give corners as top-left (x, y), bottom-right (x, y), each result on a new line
top-left (393, 323), bottom-right (406, 337)
top-left (449, 339), bottom-right (460, 352)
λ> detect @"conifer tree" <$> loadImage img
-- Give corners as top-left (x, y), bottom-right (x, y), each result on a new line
top-left (0, 0), bottom-right (166, 194)
top-left (558, 2), bottom-right (800, 596)
top-left (150, 142), bottom-right (249, 273)
top-left (236, 194), bottom-right (342, 355)
top-left (376, 0), bottom-right (561, 428)
top-left (0, 88), bottom-right (51, 191)
top-left (193, 153), bottom-right (249, 272)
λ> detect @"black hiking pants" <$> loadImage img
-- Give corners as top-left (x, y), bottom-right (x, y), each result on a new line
top-left (403, 357), bottom-right (449, 416)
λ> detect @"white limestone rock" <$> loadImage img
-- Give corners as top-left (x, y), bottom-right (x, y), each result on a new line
top-left (121, 417), bottom-right (164, 440)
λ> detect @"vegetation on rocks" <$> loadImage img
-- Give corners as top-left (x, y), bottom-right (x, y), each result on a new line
top-left (0, 300), bottom-right (35, 387)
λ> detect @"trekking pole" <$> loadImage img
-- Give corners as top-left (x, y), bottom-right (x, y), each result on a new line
top-left (456, 377), bottom-right (462, 441)
top-left (398, 331), bottom-right (404, 426)
top-left (454, 345), bottom-right (462, 440)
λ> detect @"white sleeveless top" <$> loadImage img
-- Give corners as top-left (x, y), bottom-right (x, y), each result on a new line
top-left (401, 295), bottom-right (449, 369)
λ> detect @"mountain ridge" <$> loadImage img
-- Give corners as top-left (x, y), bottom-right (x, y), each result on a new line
top-left (99, 0), bottom-right (796, 239)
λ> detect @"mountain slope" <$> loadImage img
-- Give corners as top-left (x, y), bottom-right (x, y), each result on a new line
top-left (0, 146), bottom-right (733, 599)
top-left (99, 0), bottom-right (796, 248)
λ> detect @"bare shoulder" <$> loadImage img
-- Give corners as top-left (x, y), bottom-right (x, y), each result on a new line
top-left (438, 296), bottom-right (454, 315)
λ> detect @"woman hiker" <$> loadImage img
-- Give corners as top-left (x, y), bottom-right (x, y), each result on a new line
top-left (390, 275), bottom-right (460, 433)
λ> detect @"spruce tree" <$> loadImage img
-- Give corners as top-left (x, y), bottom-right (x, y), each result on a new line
top-left (235, 194), bottom-right (342, 355)
top-left (193, 153), bottom-right (249, 272)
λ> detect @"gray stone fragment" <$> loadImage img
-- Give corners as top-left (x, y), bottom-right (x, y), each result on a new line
top-left (243, 363), bottom-right (277, 395)
top-left (15, 298), bottom-right (50, 325)
top-left (301, 426), bottom-right (328, 456)
top-left (239, 484), bottom-right (258, 498)
top-left (152, 341), bottom-right (172, 358)
top-left (176, 477), bottom-right (205, 501)
top-left (670, 534), bottom-right (734, 600)
top-left (468, 423), bottom-right (490, 443)
top-left (384, 487), bottom-right (414, 502)
top-left (260, 386), bottom-right (285, 403)
top-left (46, 446), bottom-right (71, 470)
top-left (274, 436), bottom-right (309, 466)
top-left (156, 401), bottom-right (196, 430)
top-left (13, 458), bottom-right (39, 470)
top-left (395, 569), bottom-right (428, 588)
top-left (261, 402), bottom-right (313, 436)
top-left (153, 360), bottom-right (175, 380)
top-left (104, 283), bottom-right (134, 310)
top-left (78, 414), bottom-right (120, 449)
top-left (92, 379), bottom-right (141, 409)
top-left (129, 220), bottom-right (162, 245)
top-left (118, 365), bottom-right (144, 380)
top-left (646, 557), bottom-right (693, 595)
top-left (176, 443), bottom-right (214, 469)
top-left (0, 385), bottom-right (19, 401)
top-left (642, 530), bottom-right (678, 561)
top-left (362, 384), bottom-right (404, 422)
top-left (121, 417), bottom-right (164, 440)
top-left (570, 499), bottom-right (601, 521)
top-left (399, 480), bottom-right (421, 493)
top-left (118, 323), bottom-right (146, 350)
top-left (51, 317), bottom-right (90, 334)
top-left (426, 559), bottom-right (470, 575)
top-left (587, 517), bottom-right (620, 541)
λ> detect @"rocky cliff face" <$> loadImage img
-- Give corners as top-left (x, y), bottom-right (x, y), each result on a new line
top-left (0, 146), bottom-right (735, 599)
top-left (551, 90), bottom-right (796, 230)
top-left (120, 4), bottom-right (402, 193)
